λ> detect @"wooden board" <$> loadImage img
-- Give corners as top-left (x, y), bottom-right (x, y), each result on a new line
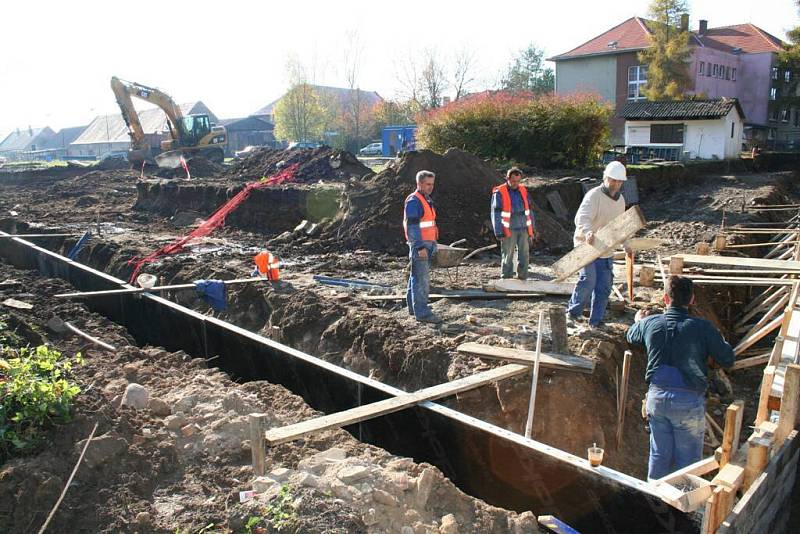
top-left (627, 237), bottom-right (667, 251)
top-left (671, 254), bottom-right (800, 271)
top-left (546, 190), bottom-right (569, 219)
top-left (456, 342), bottom-right (595, 373)
top-left (264, 363), bottom-right (528, 445)
top-left (484, 279), bottom-right (575, 296)
top-left (552, 206), bottom-right (646, 281)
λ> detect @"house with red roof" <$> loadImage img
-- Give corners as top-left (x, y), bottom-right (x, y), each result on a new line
top-left (549, 17), bottom-right (795, 148)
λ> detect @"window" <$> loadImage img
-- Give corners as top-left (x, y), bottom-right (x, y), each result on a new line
top-left (770, 87), bottom-right (778, 100)
top-left (781, 108), bottom-right (790, 122)
top-left (786, 70), bottom-right (792, 83)
top-left (699, 61), bottom-right (705, 75)
top-left (772, 67), bottom-right (779, 80)
top-left (731, 122), bottom-right (735, 139)
top-left (725, 66), bottom-right (731, 80)
top-left (650, 123), bottom-right (684, 144)
top-left (627, 65), bottom-right (648, 101)
top-left (732, 68), bottom-right (737, 81)
top-left (713, 64), bottom-right (719, 77)
top-left (770, 107), bottom-right (779, 121)
top-left (794, 108), bottom-right (800, 128)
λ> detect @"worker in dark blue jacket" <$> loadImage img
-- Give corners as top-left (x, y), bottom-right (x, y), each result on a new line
top-left (403, 170), bottom-right (441, 323)
top-left (627, 275), bottom-right (734, 480)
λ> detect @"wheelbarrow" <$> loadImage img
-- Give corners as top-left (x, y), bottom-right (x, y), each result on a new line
top-left (432, 239), bottom-right (498, 268)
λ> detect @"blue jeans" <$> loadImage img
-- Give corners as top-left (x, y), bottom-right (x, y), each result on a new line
top-left (407, 248), bottom-right (433, 319)
top-left (645, 386), bottom-right (705, 480)
top-left (567, 257), bottom-right (614, 326)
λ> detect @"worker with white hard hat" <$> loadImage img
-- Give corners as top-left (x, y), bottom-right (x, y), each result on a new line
top-left (566, 160), bottom-right (630, 329)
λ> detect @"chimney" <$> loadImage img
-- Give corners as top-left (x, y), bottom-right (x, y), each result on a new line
top-left (680, 14), bottom-right (689, 32)
top-left (699, 19), bottom-right (708, 35)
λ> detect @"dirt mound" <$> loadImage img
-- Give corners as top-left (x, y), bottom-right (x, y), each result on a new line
top-left (223, 146), bottom-right (371, 184)
top-left (154, 156), bottom-right (225, 179)
top-left (319, 148), bottom-right (572, 254)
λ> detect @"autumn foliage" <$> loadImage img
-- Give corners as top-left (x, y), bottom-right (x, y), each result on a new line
top-left (416, 91), bottom-right (612, 168)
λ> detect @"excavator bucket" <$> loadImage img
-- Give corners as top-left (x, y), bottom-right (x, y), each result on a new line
top-left (154, 150), bottom-right (186, 169)
top-left (127, 146), bottom-right (154, 167)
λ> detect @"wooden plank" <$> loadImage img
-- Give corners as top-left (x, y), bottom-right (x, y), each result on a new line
top-left (484, 279), bottom-right (575, 295)
top-left (776, 364), bottom-right (800, 444)
top-left (712, 463), bottom-right (745, 490)
top-left (744, 434), bottom-right (772, 491)
top-left (552, 206), bottom-right (646, 281)
top-left (672, 254), bottom-right (800, 271)
top-left (683, 276), bottom-right (796, 286)
top-left (616, 350), bottom-right (632, 448)
top-left (264, 364), bottom-right (529, 445)
top-left (626, 251), bottom-right (635, 300)
top-left (524, 311), bottom-right (545, 439)
top-left (724, 240), bottom-right (800, 249)
top-left (719, 401), bottom-right (745, 467)
top-left (627, 237), bottom-right (667, 251)
top-left (546, 190), bottom-right (569, 219)
top-left (456, 342), bottom-right (595, 373)
top-left (735, 291), bottom-right (788, 330)
top-left (655, 456), bottom-right (719, 484)
top-left (730, 353), bottom-right (771, 371)
top-left (0, 233), bottom-right (78, 238)
top-left (55, 277), bottom-right (267, 298)
top-left (756, 366), bottom-right (777, 425)
top-left (734, 314), bottom-right (783, 355)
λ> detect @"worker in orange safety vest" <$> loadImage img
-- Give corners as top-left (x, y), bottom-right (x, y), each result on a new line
top-left (403, 170), bottom-right (441, 324)
top-left (491, 167), bottom-right (536, 280)
top-left (252, 250), bottom-right (280, 280)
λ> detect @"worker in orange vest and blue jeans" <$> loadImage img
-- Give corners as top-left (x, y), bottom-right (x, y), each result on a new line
top-left (491, 167), bottom-right (536, 279)
top-left (404, 170), bottom-right (441, 324)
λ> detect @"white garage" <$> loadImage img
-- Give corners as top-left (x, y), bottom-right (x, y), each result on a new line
top-left (621, 98), bottom-right (745, 161)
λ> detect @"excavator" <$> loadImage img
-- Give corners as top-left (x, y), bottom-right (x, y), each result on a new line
top-left (110, 76), bottom-right (227, 167)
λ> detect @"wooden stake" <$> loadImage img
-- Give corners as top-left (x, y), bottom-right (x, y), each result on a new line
top-left (548, 305), bottom-right (568, 354)
top-left (776, 363), bottom-right (800, 444)
top-left (639, 266), bottom-right (655, 287)
top-left (249, 413), bottom-right (269, 476)
top-left (696, 242), bottom-right (711, 255)
top-left (625, 251), bottom-right (635, 300)
top-left (714, 234), bottom-right (727, 251)
top-left (525, 311), bottom-right (544, 439)
top-left (718, 400), bottom-right (745, 467)
top-left (756, 366), bottom-right (777, 425)
top-left (669, 256), bottom-right (684, 275)
top-left (616, 350), bottom-right (632, 448)
top-left (743, 434), bottom-right (771, 491)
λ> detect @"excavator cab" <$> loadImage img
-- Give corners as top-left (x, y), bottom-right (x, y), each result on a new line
top-left (178, 115), bottom-right (211, 145)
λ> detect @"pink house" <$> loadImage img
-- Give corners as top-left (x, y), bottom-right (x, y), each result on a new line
top-left (550, 18), bottom-right (795, 148)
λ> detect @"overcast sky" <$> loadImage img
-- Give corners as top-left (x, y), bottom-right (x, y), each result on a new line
top-left (0, 0), bottom-right (797, 138)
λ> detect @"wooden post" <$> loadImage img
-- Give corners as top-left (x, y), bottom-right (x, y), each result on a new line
top-left (776, 363), bottom-right (800, 444)
top-left (616, 350), bottom-right (632, 448)
top-left (756, 365), bottom-right (777, 425)
top-left (718, 400), bottom-right (745, 467)
top-left (639, 266), bottom-right (655, 287)
top-left (626, 251), bottom-right (635, 301)
top-left (696, 242), bottom-right (711, 255)
top-left (669, 256), bottom-right (684, 275)
top-left (714, 234), bottom-right (727, 251)
top-left (547, 306), bottom-right (568, 354)
top-left (743, 434), bottom-right (771, 491)
top-left (524, 311), bottom-right (544, 439)
top-left (249, 413), bottom-right (269, 476)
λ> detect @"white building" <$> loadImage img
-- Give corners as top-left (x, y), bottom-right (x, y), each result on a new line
top-left (620, 98), bottom-right (745, 161)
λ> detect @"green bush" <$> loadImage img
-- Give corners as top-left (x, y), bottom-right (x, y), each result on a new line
top-left (0, 345), bottom-right (82, 461)
top-left (416, 91), bottom-right (612, 168)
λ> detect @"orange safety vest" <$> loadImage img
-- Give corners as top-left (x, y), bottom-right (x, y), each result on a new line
top-left (493, 183), bottom-right (534, 238)
top-left (403, 191), bottom-right (438, 242)
top-left (254, 251), bottom-right (280, 280)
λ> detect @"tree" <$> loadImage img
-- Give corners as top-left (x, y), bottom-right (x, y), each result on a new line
top-left (773, 0), bottom-right (800, 113)
top-left (373, 99), bottom-right (420, 131)
top-left (452, 47), bottom-right (478, 100)
top-left (501, 44), bottom-right (554, 94)
top-left (273, 60), bottom-right (328, 142)
top-left (638, 0), bottom-right (692, 100)
top-left (337, 29), bottom-right (374, 151)
top-left (419, 49), bottom-right (448, 109)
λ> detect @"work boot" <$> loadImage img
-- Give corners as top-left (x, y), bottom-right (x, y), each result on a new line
top-left (565, 313), bottom-right (584, 328)
top-left (417, 314), bottom-right (442, 324)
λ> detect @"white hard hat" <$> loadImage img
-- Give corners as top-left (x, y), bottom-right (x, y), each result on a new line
top-left (603, 160), bottom-right (627, 181)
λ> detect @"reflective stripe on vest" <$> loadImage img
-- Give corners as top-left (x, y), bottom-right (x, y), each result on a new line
top-left (403, 191), bottom-right (438, 242)
top-left (254, 251), bottom-right (280, 281)
top-left (493, 183), bottom-right (534, 237)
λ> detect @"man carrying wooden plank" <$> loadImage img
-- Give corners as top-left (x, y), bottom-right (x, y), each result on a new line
top-left (626, 276), bottom-right (734, 481)
top-left (566, 161), bottom-right (629, 328)
top-left (491, 167), bottom-right (537, 280)
top-left (404, 170), bottom-right (442, 323)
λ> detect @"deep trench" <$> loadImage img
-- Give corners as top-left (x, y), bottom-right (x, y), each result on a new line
top-left (0, 233), bottom-right (697, 534)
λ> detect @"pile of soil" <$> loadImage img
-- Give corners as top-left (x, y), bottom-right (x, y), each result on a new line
top-left (154, 156), bottom-right (225, 179)
top-left (318, 148), bottom-right (572, 254)
top-left (223, 146), bottom-right (371, 184)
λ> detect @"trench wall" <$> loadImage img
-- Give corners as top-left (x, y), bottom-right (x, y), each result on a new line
top-left (0, 234), bottom-right (700, 533)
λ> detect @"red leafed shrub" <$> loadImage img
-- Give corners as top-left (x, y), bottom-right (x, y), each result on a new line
top-left (416, 91), bottom-right (612, 168)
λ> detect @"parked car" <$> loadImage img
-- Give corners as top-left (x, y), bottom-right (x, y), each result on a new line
top-left (234, 145), bottom-right (262, 159)
top-left (288, 141), bottom-right (321, 149)
top-left (359, 142), bottom-right (383, 156)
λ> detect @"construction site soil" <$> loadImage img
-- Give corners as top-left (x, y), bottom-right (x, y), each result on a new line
top-left (1, 146), bottom-right (798, 532)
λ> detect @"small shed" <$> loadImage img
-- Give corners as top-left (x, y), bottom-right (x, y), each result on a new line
top-left (219, 116), bottom-right (276, 156)
top-left (381, 125), bottom-right (416, 156)
top-left (620, 98), bottom-right (745, 161)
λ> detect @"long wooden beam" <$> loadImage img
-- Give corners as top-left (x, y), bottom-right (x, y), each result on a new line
top-left (734, 314), bottom-right (783, 355)
top-left (55, 278), bottom-right (267, 298)
top-left (456, 342), bottom-right (595, 373)
top-left (671, 254), bottom-right (800, 271)
top-left (264, 364), bottom-right (528, 445)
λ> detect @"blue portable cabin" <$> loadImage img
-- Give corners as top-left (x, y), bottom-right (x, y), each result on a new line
top-left (381, 125), bottom-right (417, 156)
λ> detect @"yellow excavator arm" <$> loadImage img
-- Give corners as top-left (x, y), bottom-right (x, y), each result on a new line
top-left (110, 76), bottom-right (226, 166)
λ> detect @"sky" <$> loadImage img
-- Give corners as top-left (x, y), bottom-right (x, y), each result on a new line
top-left (0, 0), bottom-right (797, 138)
